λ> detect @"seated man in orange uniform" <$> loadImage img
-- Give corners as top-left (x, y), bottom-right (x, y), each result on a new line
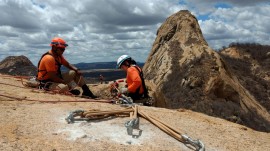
top-left (116, 55), bottom-right (149, 101)
top-left (37, 37), bottom-right (97, 99)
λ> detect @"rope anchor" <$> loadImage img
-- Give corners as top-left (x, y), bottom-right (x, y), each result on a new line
top-left (65, 106), bottom-right (205, 151)
top-left (182, 134), bottom-right (205, 151)
top-left (65, 110), bottom-right (85, 124)
top-left (125, 118), bottom-right (140, 135)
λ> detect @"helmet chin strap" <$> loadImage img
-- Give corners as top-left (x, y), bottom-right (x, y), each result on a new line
top-left (123, 61), bottom-right (130, 67)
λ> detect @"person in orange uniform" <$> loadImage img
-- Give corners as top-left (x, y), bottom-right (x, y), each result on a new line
top-left (37, 37), bottom-right (97, 99)
top-left (116, 55), bottom-right (148, 101)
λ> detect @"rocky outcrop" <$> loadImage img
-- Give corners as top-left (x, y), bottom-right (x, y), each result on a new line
top-left (219, 44), bottom-right (270, 113)
top-left (143, 10), bottom-right (270, 132)
top-left (0, 55), bottom-right (37, 76)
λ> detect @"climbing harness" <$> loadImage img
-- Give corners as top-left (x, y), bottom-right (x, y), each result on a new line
top-left (37, 51), bottom-right (63, 81)
top-left (133, 65), bottom-right (149, 98)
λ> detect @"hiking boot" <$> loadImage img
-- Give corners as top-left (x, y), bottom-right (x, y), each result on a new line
top-left (69, 89), bottom-right (81, 95)
top-left (90, 95), bottom-right (98, 99)
top-left (81, 84), bottom-right (98, 99)
top-left (143, 101), bottom-right (152, 106)
top-left (143, 97), bottom-right (154, 106)
top-left (82, 92), bottom-right (98, 99)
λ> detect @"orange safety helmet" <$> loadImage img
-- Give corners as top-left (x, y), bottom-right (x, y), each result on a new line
top-left (50, 37), bottom-right (68, 48)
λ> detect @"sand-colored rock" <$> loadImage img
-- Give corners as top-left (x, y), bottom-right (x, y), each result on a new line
top-left (143, 10), bottom-right (270, 132)
top-left (0, 75), bottom-right (270, 150)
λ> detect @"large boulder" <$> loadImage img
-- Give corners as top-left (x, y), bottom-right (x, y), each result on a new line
top-left (143, 10), bottom-right (270, 132)
top-left (0, 55), bottom-right (37, 76)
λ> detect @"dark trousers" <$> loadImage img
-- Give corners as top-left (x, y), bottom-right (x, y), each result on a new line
top-left (128, 92), bottom-right (143, 101)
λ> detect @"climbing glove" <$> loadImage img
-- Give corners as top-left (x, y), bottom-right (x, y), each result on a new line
top-left (120, 87), bottom-right (128, 94)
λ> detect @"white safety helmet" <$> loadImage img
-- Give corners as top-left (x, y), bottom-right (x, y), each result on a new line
top-left (117, 55), bottom-right (131, 68)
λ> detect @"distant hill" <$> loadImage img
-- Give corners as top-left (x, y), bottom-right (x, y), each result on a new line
top-left (63, 62), bottom-right (145, 83)
top-left (0, 55), bottom-right (37, 76)
top-left (81, 69), bottom-right (125, 83)
top-left (72, 61), bottom-right (144, 70)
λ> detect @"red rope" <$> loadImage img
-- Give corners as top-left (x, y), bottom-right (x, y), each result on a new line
top-left (1, 74), bottom-right (80, 96)
top-left (0, 74), bottom-right (113, 103)
top-left (0, 82), bottom-right (25, 88)
top-left (0, 74), bottom-right (30, 79)
top-left (0, 93), bottom-right (113, 103)
top-left (0, 81), bottom-right (66, 95)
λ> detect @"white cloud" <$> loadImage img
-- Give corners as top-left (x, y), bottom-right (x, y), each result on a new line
top-left (0, 0), bottom-right (269, 66)
top-left (198, 4), bottom-right (270, 49)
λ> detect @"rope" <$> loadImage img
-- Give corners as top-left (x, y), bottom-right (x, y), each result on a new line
top-left (0, 93), bottom-right (112, 103)
top-left (83, 108), bottom-right (133, 117)
top-left (1, 80), bottom-right (74, 96)
top-left (0, 81), bottom-right (26, 89)
top-left (0, 74), bottom-right (115, 104)
top-left (0, 74), bottom-right (97, 99)
top-left (65, 106), bottom-right (205, 151)
top-left (137, 107), bottom-right (204, 150)
top-left (0, 74), bottom-right (69, 95)
top-left (0, 74), bottom-right (30, 79)
top-left (138, 107), bottom-right (184, 141)
top-left (65, 108), bottom-right (133, 123)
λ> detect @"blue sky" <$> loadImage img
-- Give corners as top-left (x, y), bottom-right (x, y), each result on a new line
top-left (0, 0), bottom-right (269, 65)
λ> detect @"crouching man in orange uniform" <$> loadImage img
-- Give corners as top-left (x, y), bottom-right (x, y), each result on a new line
top-left (37, 37), bottom-right (97, 99)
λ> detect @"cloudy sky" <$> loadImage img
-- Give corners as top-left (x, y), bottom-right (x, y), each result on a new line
top-left (0, 0), bottom-right (269, 65)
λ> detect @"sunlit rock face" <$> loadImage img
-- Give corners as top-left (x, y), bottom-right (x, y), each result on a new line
top-left (143, 10), bottom-right (270, 132)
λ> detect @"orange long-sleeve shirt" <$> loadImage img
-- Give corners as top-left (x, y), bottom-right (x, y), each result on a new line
top-left (126, 65), bottom-right (144, 94)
